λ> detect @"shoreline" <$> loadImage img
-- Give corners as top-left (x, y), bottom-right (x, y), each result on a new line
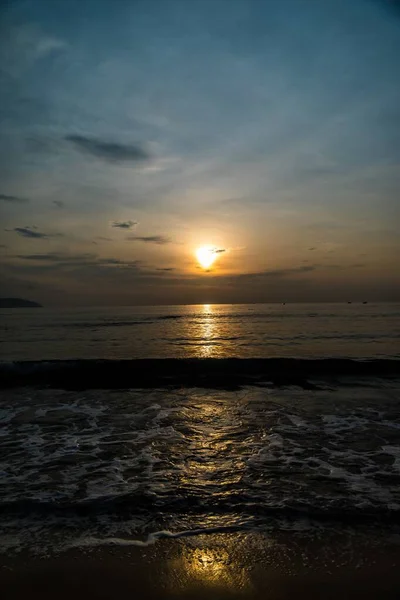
top-left (2, 529), bottom-right (400, 599)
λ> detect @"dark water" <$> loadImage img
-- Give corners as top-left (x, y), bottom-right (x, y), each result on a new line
top-left (1, 303), bottom-right (399, 360)
top-left (0, 304), bottom-right (399, 555)
top-left (1, 380), bottom-right (400, 554)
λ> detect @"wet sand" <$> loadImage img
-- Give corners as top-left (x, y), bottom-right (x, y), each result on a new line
top-left (2, 530), bottom-right (400, 599)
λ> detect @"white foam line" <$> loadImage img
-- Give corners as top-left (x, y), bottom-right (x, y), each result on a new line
top-left (67, 525), bottom-right (243, 549)
top-left (287, 414), bottom-right (308, 428)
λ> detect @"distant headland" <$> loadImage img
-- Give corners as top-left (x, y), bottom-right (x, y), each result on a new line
top-left (0, 298), bottom-right (42, 308)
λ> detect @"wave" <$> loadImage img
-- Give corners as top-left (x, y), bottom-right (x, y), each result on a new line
top-left (63, 320), bottom-right (153, 328)
top-left (1, 496), bottom-right (399, 525)
top-left (0, 358), bottom-right (399, 390)
top-left (67, 526), bottom-right (249, 549)
top-left (47, 315), bottom-right (184, 328)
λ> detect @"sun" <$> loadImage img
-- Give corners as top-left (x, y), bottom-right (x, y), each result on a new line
top-left (196, 246), bottom-right (218, 269)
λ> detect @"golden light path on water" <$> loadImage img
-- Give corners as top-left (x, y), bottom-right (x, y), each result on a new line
top-left (164, 382), bottom-right (253, 595)
top-left (200, 304), bottom-right (215, 358)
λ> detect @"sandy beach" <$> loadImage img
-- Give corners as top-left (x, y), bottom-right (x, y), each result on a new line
top-left (2, 529), bottom-right (400, 599)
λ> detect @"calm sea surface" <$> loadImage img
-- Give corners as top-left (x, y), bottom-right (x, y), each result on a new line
top-left (1, 303), bottom-right (399, 360)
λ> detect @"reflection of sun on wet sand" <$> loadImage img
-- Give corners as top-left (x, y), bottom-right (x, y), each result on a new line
top-left (167, 542), bottom-right (252, 594)
top-left (3, 530), bottom-right (400, 599)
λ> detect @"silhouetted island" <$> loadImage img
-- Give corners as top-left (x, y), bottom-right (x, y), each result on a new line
top-left (0, 298), bottom-right (42, 308)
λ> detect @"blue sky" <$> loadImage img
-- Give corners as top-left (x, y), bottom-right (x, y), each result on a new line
top-left (1, 0), bottom-right (399, 304)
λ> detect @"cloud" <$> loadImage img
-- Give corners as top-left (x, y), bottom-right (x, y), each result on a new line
top-left (156, 267), bottom-right (175, 271)
top-left (52, 200), bottom-right (65, 208)
top-left (14, 252), bottom-right (142, 270)
top-left (213, 248), bottom-right (226, 254)
top-left (111, 220), bottom-right (138, 229)
top-left (96, 236), bottom-right (113, 241)
top-left (7, 226), bottom-right (63, 239)
top-left (127, 235), bottom-right (172, 245)
top-left (33, 36), bottom-right (65, 60)
top-left (308, 247), bottom-right (316, 251)
top-left (65, 135), bottom-right (150, 163)
top-left (302, 262), bottom-right (367, 271)
top-left (16, 253), bottom-right (87, 262)
top-left (225, 265), bottom-right (316, 282)
top-left (0, 194), bottom-right (29, 203)
top-left (1, 24), bottom-right (66, 77)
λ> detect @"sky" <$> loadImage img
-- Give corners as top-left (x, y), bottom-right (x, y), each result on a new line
top-left (1, 0), bottom-right (399, 305)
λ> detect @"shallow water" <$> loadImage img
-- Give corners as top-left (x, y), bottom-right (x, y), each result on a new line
top-left (1, 380), bottom-right (400, 554)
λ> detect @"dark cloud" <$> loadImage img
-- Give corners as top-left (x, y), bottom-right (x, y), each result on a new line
top-left (16, 253), bottom-right (89, 262)
top-left (213, 248), bottom-right (226, 254)
top-left (292, 263), bottom-right (365, 272)
top-left (308, 247), bottom-right (316, 251)
top-left (0, 193), bottom-right (29, 203)
top-left (111, 220), bottom-right (138, 229)
top-left (127, 235), bottom-right (172, 245)
top-left (52, 200), bottom-right (65, 208)
top-left (7, 226), bottom-right (63, 239)
top-left (156, 267), bottom-right (175, 271)
top-left (225, 265), bottom-right (316, 282)
top-left (65, 135), bottom-right (150, 163)
top-left (14, 252), bottom-right (143, 271)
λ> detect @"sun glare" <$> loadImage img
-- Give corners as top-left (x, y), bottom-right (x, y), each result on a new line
top-left (196, 246), bottom-right (218, 269)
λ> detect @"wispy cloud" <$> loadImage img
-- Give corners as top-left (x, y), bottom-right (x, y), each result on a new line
top-left (156, 267), bottom-right (175, 271)
top-left (127, 235), bottom-right (172, 245)
top-left (6, 226), bottom-right (63, 239)
top-left (1, 24), bottom-right (66, 76)
top-left (111, 220), bottom-right (138, 229)
top-left (0, 194), bottom-right (29, 203)
top-left (16, 252), bottom-right (92, 262)
top-left (65, 135), bottom-right (150, 163)
top-left (14, 252), bottom-right (142, 270)
top-left (225, 265), bottom-right (316, 282)
top-left (52, 200), bottom-right (65, 208)
top-left (7, 254), bottom-right (156, 294)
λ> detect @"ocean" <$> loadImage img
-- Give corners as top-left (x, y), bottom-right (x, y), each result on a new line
top-left (1, 303), bottom-right (399, 361)
top-left (0, 303), bottom-right (399, 557)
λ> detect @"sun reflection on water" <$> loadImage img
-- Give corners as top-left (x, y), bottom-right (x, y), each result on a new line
top-left (200, 303), bottom-right (216, 358)
top-left (180, 389), bottom-right (245, 492)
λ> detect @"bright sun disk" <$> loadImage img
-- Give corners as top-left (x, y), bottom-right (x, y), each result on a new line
top-left (196, 246), bottom-right (218, 269)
